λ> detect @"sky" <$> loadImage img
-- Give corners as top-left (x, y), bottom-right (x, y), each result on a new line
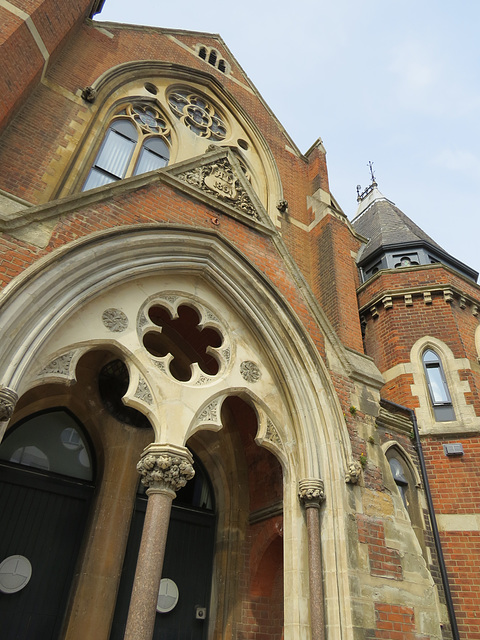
top-left (96, 1), bottom-right (480, 275)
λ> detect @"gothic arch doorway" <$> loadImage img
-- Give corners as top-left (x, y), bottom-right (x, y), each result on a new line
top-left (0, 409), bottom-right (95, 640)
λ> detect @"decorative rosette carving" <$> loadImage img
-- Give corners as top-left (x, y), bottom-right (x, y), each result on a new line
top-left (240, 360), bottom-right (261, 383)
top-left (298, 478), bottom-right (325, 508)
top-left (137, 448), bottom-right (195, 495)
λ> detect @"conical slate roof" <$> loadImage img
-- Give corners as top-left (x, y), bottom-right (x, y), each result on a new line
top-left (352, 187), bottom-right (444, 264)
top-left (351, 185), bottom-right (478, 281)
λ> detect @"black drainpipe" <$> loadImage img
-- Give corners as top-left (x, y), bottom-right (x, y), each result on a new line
top-left (380, 398), bottom-right (460, 640)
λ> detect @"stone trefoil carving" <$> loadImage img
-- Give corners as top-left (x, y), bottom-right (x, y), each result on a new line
top-left (0, 387), bottom-right (18, 422)
top-left (137, 448), bottom-right (195, 495)
top-left (345, 461), bottom-right (362, 484)
top-left (102, 308), bottom-right (128, 332)
top-left (240, 360), bottom-right (261, 383)
top-left (177, 158), bottom-right (258, 219)
top-left (298, 478), bottom-right (325, 508)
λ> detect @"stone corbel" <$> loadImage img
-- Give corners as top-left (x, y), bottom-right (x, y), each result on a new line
top-left (443, 289), bottom-right (454, 304)
top-left (345, 460), bottom-right (362, 484)
top-left (0, 387), bottom-right (18, 422)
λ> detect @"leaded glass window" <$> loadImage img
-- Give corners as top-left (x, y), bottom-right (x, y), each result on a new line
top-left (83, 103), bottom-right (170, 191)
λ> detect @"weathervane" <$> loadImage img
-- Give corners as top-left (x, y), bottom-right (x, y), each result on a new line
top-left (356, 161), bottom-right (378, 202)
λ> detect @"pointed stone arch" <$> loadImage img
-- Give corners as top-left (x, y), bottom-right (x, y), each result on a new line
top-left (0, 224), bottom-right (356, 638)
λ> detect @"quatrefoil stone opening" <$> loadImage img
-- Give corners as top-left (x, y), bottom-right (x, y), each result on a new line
top-left (143, 305), bottom-right (223, 382)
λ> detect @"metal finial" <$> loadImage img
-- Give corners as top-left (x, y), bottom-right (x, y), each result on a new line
top-left (368, 161), bottom-right (377, 186)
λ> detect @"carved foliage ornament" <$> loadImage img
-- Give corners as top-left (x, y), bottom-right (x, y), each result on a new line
top-left (134, 377), bottom-right (153, 405)
top-left (40, 351), bottom-right (75, 377)
top-left (0, 388), bottom-right (18, 422)
top-left (240, 360), bottom-right (261, 383)
top-left (298, 478), bottom-right (325, 507)
top-left (137, 452), bottom-right (195, 493)
top-left (102, 308), bottom-right (128, 332)
top-left (177, 158), bottom-right (258, 219)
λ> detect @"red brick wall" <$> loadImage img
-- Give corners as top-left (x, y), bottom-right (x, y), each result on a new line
top-left (312, 214), bottom-right (364, 352)
top-left (368, 603), bottom-right (430, 640)
top-left (0, 0), bottom-right (92, 131)
top-left (357, 514), bottom-right (403, 580)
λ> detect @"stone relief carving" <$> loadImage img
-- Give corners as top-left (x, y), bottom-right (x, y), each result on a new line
top-left (153, 360), bottom-right (167, 373)
top-left (81, 86), bottom-right (96, 102)
top-left (240, 360), bottom-right (261, 383)
top-left (198, 400), bottom-right (220, 423)
top-left (204, 309), bottom-right (220, 323)
top-left (137, 314), bottom-right (149, 329)
top-left (265, 419), bottom-right (282, 449)
top-left (102, 308), bottom-right (128, 332)
top-left (137, 451), bottom-right (195, 493)
top-left (158, 295), bottom-right (178, 305)
top-left (298, 478), bottom-right (326, 507)
top-left (134, 377), bottom-right (153, 405)
top-left (177, 158), bottom-right (258, 219)
top-left (222, 347), bottom-right (231, 362)
top-left (0, 387), bottom-right (18, 422)
top-left (40, 351), bottom-right (75, 377)
top-left (195, 375), bottom-right (210, 386)
top-left (345, 461), bottom-right (362, 484)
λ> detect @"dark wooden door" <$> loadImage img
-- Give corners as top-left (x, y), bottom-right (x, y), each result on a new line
top-left (0, 464), bottom-right (94, 640)
top-left (110, 497), bottom-right (215, 640)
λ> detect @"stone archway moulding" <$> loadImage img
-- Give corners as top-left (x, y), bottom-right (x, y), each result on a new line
top-left (0, 224), bottom-right (355, 639)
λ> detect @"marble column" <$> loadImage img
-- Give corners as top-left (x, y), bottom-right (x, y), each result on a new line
top-left (124, 444), bottom-right (194, 640)
top-left (0, 387), bottom-right (18, 441)
top-left (298, 478), bottom-right (326, 640)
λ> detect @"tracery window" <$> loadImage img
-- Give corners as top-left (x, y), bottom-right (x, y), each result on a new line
top-left (168, 89), bottom-right (227, 140)
top-left (422, 349), bottom-right (456, 422)
top-left (82, 103), bottom-right (170, 191)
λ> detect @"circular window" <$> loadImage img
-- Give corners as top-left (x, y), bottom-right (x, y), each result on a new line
top-left (168, 89), bottom-right (228, 140)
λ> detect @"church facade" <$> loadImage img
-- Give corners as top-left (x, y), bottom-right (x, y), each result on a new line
top-left (0, 2), bottom-right (479, 639)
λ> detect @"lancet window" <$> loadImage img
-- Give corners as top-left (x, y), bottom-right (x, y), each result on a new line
top-left (82, 103), bottom-right (170, 191)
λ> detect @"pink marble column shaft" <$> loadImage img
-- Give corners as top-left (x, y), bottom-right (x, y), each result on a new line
top-left (123, 445), bottom-right (195, 640)
top-left (298, 478), bottom-right (325, 640)
top-left (123, 489), bottom-right (174, 640)
top-left (305, 503), bottom-right (325, 640)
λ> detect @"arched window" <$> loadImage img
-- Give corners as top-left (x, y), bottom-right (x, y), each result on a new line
top-left (422, 349), bottom-right (456, 422)
top-left (0, 408), bottom-right (94, 480)
top-left (386, 447), bottom-right (427, 558)
top-left (388, 457), bottom-right (409, 507)
top-left (82, 102), bottom-right (170, 191)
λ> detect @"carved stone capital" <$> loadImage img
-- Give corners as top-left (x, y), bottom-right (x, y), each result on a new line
top-left (137, 445), bottom-right (194, 496)
top-left (345, 461), bottom-right (362, 484)
top-left (298, 478), bottom-right (325, 508)
top-left (0, 387), bottom-right (18, 422)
